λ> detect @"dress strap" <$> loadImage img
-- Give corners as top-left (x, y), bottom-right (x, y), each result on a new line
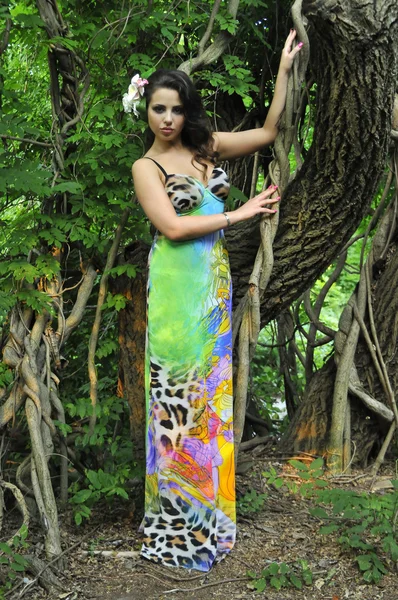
top-left (144, 157), bottom-right (168, 178)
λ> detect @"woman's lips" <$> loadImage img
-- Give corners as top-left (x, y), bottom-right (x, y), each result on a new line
top-left (161, 128), bottom-right (173, 133)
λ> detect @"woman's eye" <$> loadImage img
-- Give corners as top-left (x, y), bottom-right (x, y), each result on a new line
top-left (153, 106), bottom-right (164, 113)
top-left (173, 107), bottom-right (184, 115)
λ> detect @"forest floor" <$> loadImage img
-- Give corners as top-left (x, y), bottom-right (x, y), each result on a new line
top-left (8, 451), bottom-right (398, 600)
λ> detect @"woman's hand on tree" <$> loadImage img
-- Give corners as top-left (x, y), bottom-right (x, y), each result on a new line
top-left (279, 29), bottom-right (303, 74)
top-left (231, 186), bottom-right (280, 224)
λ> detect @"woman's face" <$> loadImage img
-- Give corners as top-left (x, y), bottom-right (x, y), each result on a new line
top-left (147, 87), bottom-right (185, 142)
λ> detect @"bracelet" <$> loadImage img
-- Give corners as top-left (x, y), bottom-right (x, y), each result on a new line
top-left (223, 212), bottom-right (231, 227)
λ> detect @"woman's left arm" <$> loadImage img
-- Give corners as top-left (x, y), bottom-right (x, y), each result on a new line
top-left (213, 30), bottom-right (303, 160)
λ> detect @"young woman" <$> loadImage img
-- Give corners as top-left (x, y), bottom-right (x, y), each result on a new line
top-left (132, 30), bottom-right (302, 572)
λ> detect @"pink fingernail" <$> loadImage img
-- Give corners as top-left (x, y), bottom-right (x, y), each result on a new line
top-left (276, 196), bottom-right (281, 200)
top-left (273, 185), bottom-right (278, 189)
top-left (298, 42), bottom-right (303, 48)
top-left (273, 210), bottom-right (278, 213)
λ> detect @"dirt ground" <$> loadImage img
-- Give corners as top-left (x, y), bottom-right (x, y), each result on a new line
top-left (7, 454), bottom-right (398, 600)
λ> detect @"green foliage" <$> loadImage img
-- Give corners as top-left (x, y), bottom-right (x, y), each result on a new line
top-left (102, 292), bottom-right (127, 312)
top-left (70, 467), bottom-right (130, 525)
top-left (263, 463), bottom-right (398, 585)
top-left (263, 458), bottom-right (328, 496)
top-left (237, 489), bottom-right (267, 515)
top-left (311, 483), bottom-right (398, 584)
top-left (251, 325), bottom-right (288, 429)
top-left (0, 525), bottom-right (29, 593)
top-left (247, 560), bottom-right (313, 592)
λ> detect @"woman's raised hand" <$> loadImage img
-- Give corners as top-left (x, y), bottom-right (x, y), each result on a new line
top-left (231, 185), bottom-right (280, 223)
top-left (279, 29), bottom-right (303, 74)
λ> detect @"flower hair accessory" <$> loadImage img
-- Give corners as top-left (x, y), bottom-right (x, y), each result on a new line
top-left (122, 74), bottom-right (148, 117)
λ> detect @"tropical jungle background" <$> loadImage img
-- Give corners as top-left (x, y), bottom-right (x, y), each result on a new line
top-left (0, 0), bottom-right (398, 598)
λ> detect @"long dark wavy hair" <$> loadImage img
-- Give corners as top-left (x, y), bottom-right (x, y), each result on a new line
top-left (143, 69), bottom-right (218, 176)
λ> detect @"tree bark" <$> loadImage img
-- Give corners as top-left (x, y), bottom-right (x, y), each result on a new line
top-left (113, 242), bottom-right (150, 464)
top-left (228, 0), bottom-right (397, 322)
top-left (279, 201), bottom-right (398, 466)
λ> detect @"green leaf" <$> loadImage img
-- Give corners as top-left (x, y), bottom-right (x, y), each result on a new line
top-left (309, 457), bottom-right (324, 471)
top-left (320, 524), bottom-right (339, 535)
top-left (273, 478), bottom-right (285, 489)
top-left (10, 561), bottom-right (25, 572)
top-left (356, 555), bottom-right (372, 571)
top-left (115, 487), bottom-right (129, 499)
top-left (302, 569), bottom-right (313, 585)
top-left (309, 507), bottom-right (329, 519)
top-left (14, 13), bottom-right (44, 27)
top-left (279, 563), bottom-right (289, 575)
top-left (289, 460), bottom-right (309, 472)
top-left (253, 578), bottom-right (266, 592)
top-left (362, 569), bottom-right (376, 583)
top-left (47, 36), bottom-right (80, 51)
top-left (90, 29), bottom-right (110, 50)
top-left (0, 543), bottom-right (13, 555)
top-left (315, 479), bottom-right (329, 488)
top-left (289, 574), bottom-right (303, 589)
top-left (12, 554), bottom-right (28, 566)
top-left (228, 185), bottom-right (248, 203)
top-left (270, 576), bottom-right (282, 590)
top-left (52, 181), bottom-right (82, 194)
top-left (267, 563), bottom-right (279, 576)
top-left (71, 489), bottom-right (92, 504)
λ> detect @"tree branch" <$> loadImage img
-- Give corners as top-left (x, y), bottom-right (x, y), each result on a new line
top-left (0, 134), bottom-right (52, 148)
top-left (178, 0), bottom-right (240, 75)
top-left (0, 18), bottom-right (11, 56)
top-left (198, 0), bottom-right (222, 56)
top-left (88, 209), bottom-right (130, 435)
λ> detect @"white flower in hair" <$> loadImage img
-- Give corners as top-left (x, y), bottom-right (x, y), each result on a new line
top-left (122, 74), bottom-right (148, 117)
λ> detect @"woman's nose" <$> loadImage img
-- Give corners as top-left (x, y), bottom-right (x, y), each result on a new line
top-left (163, 111), bottom-right (172, 124)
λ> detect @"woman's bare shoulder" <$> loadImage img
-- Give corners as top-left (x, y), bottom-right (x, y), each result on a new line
top-left (132, 157), bottom-right (155, 175)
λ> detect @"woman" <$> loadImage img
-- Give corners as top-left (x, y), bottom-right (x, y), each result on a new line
top-left (131, 30), bottom-right (302, 571)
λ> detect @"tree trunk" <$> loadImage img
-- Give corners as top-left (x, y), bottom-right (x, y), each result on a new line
top-left (114, 242), bottom-right (149, 464)
top-left (228, 0), bottom-right (397, 321)
top-left (280, 204), bottom-right (398, 466)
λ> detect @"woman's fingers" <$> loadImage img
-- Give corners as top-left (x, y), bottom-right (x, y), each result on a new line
top-left (262, 196), bottom-right (280, 205)
top-left (257, 188), bottom-right (280, 201)
top-left (285, 28), bottom-right (296, 48)
top-left (259, 185), bottom-right (278, 199)
top-left (284, 29), bottom-right (303, 57)
top-left (292, 42), bottom-right (303, 56)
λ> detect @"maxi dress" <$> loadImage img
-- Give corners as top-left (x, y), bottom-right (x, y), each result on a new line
top-left (140, 158), bottom-right (236, 572)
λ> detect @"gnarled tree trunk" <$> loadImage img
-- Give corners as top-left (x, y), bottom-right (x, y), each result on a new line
top-left (279, 181), bottom-right (398, 467)
top-left (230, 0), bottom-right (397, 321)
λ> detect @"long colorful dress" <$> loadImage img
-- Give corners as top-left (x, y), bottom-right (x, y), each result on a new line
top-left (140, 158), bottom-right (236, 572)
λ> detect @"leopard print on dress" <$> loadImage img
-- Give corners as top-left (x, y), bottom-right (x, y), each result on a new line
top-left (165, 168), bottom-right (230, 213)
top-left (207, 167), bottom-right (230, 200)
top-left (142, 358), bottom-right (236, 570)
top-left (165, 175), bottom-right (203, 212)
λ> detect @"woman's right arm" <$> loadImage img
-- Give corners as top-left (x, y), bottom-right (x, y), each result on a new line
top-left (132, 159), bottom-right (279, 241)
